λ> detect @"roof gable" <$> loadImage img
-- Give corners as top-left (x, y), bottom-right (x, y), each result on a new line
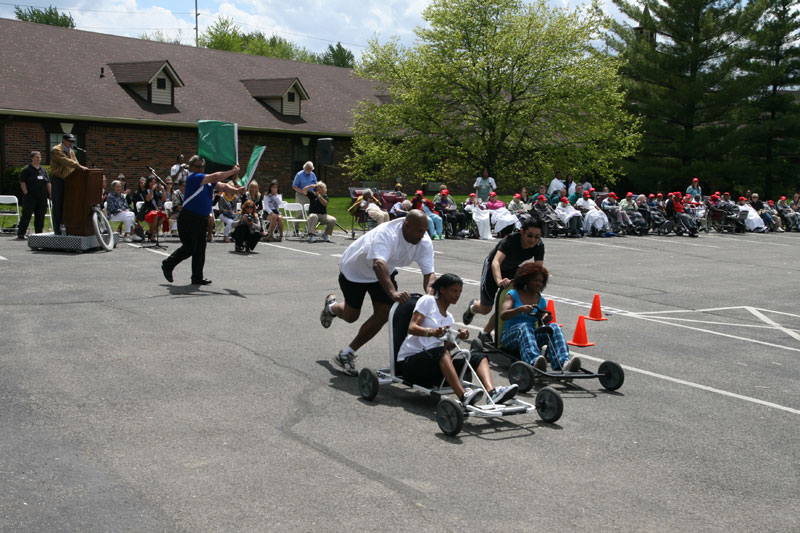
top-left (240, 78), bottom-right (309, 100)
top-left (107, 60), bottom-right (185, 87)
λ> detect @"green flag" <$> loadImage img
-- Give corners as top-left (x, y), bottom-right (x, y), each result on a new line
top-left (238, 145), bottom-right (266, 188)
top-left (197, 120), bottom-right (238, 170)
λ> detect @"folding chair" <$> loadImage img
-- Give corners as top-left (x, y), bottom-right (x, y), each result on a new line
top-left (0, 195), bottom-right (21, 233)
top-left (282, 202), bottom-right (308, 238)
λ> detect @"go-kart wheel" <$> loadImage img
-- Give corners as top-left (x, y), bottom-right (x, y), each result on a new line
top-left (358, 368), bottom-right (379, 401)
top-left (535, 386), bottom-right (563, 423)
top-left (508, 361), bottom-right (534, 393)
top-left (598, 360), bottom-right (624, 391)
top-left (435, 398), bottom-right (464, 437)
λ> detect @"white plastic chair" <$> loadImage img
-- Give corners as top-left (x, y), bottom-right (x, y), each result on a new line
top-left (0, 194), bottom-right (20, 233)
top-left (282, 202), bottom-right (308, 237)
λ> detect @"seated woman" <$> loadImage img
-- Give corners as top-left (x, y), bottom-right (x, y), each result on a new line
top-left (555, 196), bottom-right (583, 235)
top-left (397, 273), bottom-right (518, 409)
top-left (216, 190), bottom-right (239, 243)
top-left (499, 262), bottom-right (581, 372)
top-left (106, 180), bottom-right (137, 242)
top-left (262, 180), bottom-right (284, 242)
top-left (141, 176), bottom-right (168, 241)
top-left (411, 191), bottom-right (443, 238)
top-left (231, 200), bottom-right (266, 252)
top-left (390, 199), bottom-right (412, 218)
top-left (361, 189), bottom-right (391, 225)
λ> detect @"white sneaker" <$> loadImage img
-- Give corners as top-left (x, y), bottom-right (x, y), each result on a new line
top-left (322, 234), bottom-right (330, 242)
top-left (132, 234), bottom-right (143, 242)
top-left (123, 237), bottom-right (132, 243)
top-left (563, 356), bottom-right (582, 372)
top-left (461, 387), bottom-right (484, 408)
top-left (309, 234), bottom-right (317, 243)
top-left (533, 356), bottom-right (547, 372)
top-left (320, 294), bottom-right (337, 328)
top-left (332, 350), bottom-right (358, 376)
top-left (490, 384), bottom-right (518, 404)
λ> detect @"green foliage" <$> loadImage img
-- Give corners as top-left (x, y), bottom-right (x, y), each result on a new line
top-left (607, 0), bottom-right (766, 193)
top-left (346, 0), bottom-right (640, 190)
top-left (140, 29), bottom-right (184, 45)
top-left (320, 43), bottom-right (355, 67)
top-left (199, 17), bottom-right (355, 66)
top-left (14, 5), bottom-right (75, 28)
top-left (731, 0), bottom-right (800, 197)
top-left (2, 165), bottom-right (25, 199)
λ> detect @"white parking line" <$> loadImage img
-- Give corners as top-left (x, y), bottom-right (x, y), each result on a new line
top-left (454, 322), bottom-right (800, 415)
top-left (640, 237), bottom-right (719, 248)
top-left (262, 243), bottom-right (320, 256)
top-left (125, 243), bottom-right (170, 257)
top-left (747, 306), bottom-right (800, 342)
top-left (717, 237), bottom-right (791, 247)
top-left (0, 255), bottom-right (6, 261)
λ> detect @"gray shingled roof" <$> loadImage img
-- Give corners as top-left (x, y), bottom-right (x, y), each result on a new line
top-left (0, 18), bottom-right (380, 135)
top-left (241, 78), bottom-right (309, 100)
top-left (107, 60), bottom-right (185, 86)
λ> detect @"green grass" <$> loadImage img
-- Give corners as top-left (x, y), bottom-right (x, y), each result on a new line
top-left (325, 195), bottom-right (471, 234)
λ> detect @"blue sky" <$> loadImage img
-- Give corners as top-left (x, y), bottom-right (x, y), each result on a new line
top-left (0, 0), bottom-right (629, 55)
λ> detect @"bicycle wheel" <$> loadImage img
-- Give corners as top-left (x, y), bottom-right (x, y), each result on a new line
top-left (92, 208), bottom-right (114, 251)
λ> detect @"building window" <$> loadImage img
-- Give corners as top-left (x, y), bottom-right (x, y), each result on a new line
top-left (287, 92), bottom-right (295, 103)
top-left (156, 78), bottom-right (167, 90)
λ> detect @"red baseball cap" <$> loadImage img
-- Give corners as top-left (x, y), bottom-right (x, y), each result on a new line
top-left (589, 187), bottom-right (596, 192)
top-left (583, 191), bottom-right (591, 197)
top-left (469, 192), bottom-right (476, 197)
top-left (608, 192), bottom-right (617, 198)
top-left (415, 190), bottom-right (423, 195)
top-left (723, 192), bottom-right (730, 196)
top-left (489, 191), bottom-right (497, 197)
top-left (560, 197), bottom-right (568, 203)
top-left (537, 194), bottom-right (547, 201)
top-left (656, 193), bottom-right (663, 197)
top-left (768, 200), bottom-right (774, 205)
top-left (626, 192), bottom-right (633, 197)
top-left (738, 196), bottom-right (747, 201)
top-left (648, 194), bottom-right (655, 198)
top-left (513, 193), bottom-right (521, 199)
top-left (442, 189), bottom-right (449, 195)
top-left (692, 177), bottom-right (699, 182)
top-left (780, 196), bottom-right (787, 200)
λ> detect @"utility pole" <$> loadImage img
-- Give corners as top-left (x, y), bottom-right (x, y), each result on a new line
top-left (195, 0), bottom-right (199, 46)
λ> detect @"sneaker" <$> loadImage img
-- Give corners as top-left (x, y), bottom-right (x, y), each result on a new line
top-left (478, 332), bottom-right (493, 345)
top-left (563, 356), bottom-right (582, 372)
top-left (461, 387), bottom-right (484, 408)
top-left (462, 299), bottom-right (477, 325)
top-left (123, 236), bottom-right (132, 243)
top-left (322, 234), bottom-right (330, 242)
top-left (309, 234), bottom-right (317, 243)
top-left (602, 231), bottom-right (616, 238)
top-left (132, 234), bottom-right (143, 242)
top-left (533, 356), bottom-right (547, 372)
top-left (332, 350), bottom-right (358, 376)
top-left (320, 294), bottom-right (336, 328)
top-left (490, 384), bottom-right (518, 405)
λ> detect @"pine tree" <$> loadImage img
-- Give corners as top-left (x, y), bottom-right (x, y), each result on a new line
top-left (608, 0), bottom-right (763, 193)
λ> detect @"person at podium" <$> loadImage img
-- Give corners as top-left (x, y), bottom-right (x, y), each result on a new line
top-left (50, 133), bottom-right (87, 234)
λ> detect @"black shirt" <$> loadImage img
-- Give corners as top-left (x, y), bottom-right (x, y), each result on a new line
top-left (19, 164), bottom-right (49, 198)
top-left (488, 232), bottom-right (545, 279)
top-left (308, 191), bottom-right (328, 215)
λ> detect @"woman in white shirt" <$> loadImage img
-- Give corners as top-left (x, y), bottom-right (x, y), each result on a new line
top-left (397, 273), bottom-right (518, 408)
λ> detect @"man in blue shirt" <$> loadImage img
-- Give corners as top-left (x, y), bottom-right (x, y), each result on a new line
top-left (161, 155), bottom-right (242, 285)
top-left (292, 161), bottom-right (317, 206)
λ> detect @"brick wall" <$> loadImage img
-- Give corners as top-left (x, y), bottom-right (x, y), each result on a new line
top-left (3, 117), bottom-right (355, 195)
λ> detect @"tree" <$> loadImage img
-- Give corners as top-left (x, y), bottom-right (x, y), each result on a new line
top-left (198, 17), bottom-right (244, 52)
top-left (607, 0), bottom-right (763, 193)
top-left (345, 0), bottom-right (640, 189)
top-left (14, 5), bottom-right (75, 28)
top-left (320, 43), bottom-right (355, 68)
top-left (140, 29), bottom-right (184, 45)
top-left (732, 0), bottom-right (800, 197)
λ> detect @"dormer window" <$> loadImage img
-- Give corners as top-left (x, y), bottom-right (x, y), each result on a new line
top-left (240, 78), bottom-right (309, 117)
top-left (107, 60), bottom-right (184, 106)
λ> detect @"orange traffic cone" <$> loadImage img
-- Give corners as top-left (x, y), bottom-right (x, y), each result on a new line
top-left (567, 315), bottom-right (595, 347)
top-left (546, 299), bottom-right (563, 327)
top-left (586, 294), bottom-right (608, 321)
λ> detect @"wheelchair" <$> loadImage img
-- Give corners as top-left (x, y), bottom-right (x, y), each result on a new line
top-left (357, 294), bottom-right (564, 436)
top-left (475, 284), bottom-right (625, 393)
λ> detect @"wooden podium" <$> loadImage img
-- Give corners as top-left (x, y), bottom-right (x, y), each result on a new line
top-left (64, 168), bottom-right (103, 236)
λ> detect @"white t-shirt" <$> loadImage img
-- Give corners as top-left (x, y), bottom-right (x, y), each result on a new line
top-left (339, 218), bottom-right (434, 283)
top-left (170, 163), bottom-right (188, 182)
top-left (397, 295), bottom-right (454, 360)
top-left (575, 197), bottom-right (598, 211)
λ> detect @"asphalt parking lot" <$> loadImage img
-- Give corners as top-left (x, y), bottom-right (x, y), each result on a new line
top-left (1, 229), bottom-right (798, 531)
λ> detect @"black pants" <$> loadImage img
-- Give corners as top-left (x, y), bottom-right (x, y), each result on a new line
top-left (18, 193), bottom-right (48, 236)
top-left (51, 177), bottom-right (65, 234)
top-left (442, 211), bottom-right (466, 234)
top-left (163, 210), bottom-right (208, 282)
top-left (232, 224), bottom-right (261, 251)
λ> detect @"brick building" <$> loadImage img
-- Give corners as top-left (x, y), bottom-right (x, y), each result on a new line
top-left (0, 18), bottom-right (381, 195)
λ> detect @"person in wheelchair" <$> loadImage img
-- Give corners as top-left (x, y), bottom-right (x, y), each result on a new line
top-left (499, 262), bottom-right (581, 372)
top-left (398, 274), bottom-right (518, 408)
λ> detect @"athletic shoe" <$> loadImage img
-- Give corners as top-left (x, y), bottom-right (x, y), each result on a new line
top-left (533, 356), bottom-right (547, 372)
top-left (332, 350), bottom-right (358, 376)
top-left (490, 384), bottom-right (518, 405)
top-left (161, 262), bottom-right (173, 283)
top-left (602, 231), bottom-right (616, 238)
top-left (462, 299), bottom-right (477, 325)
top-left (478, 332), bottom-right (493, 345)
top-left (191, 279), bottom-right (212, 286)
top-left (563, 356), bottom-right (582, 372)
top-left (309, 234), bottom-right (317, 243)
top-left (322, 234), bottom-right (330, 242)
top-left (320, 294), bottom-right (337, 328)
top-left (461, 387), bottom-right (484, 408)
top-left (132, 234), bottom-right (143, 242)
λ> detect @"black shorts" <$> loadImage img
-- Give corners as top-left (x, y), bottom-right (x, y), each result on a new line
top-left (479, 257), bottom-right (498, 307)
top-left (400, 346), bottom-right (488, 388)
top-left (339, 271), bottom-right (398, 310)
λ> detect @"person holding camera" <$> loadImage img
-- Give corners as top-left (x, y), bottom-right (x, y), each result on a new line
top-left (170, 154), bottom-right (189, 182)
top-left (231, 199), bottom-right (266, 253)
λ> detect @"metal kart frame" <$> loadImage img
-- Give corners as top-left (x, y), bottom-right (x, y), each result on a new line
top-left (477, 284), bottom-right (625, 393)
top-left (357, 294), bottom-right (564, 437)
